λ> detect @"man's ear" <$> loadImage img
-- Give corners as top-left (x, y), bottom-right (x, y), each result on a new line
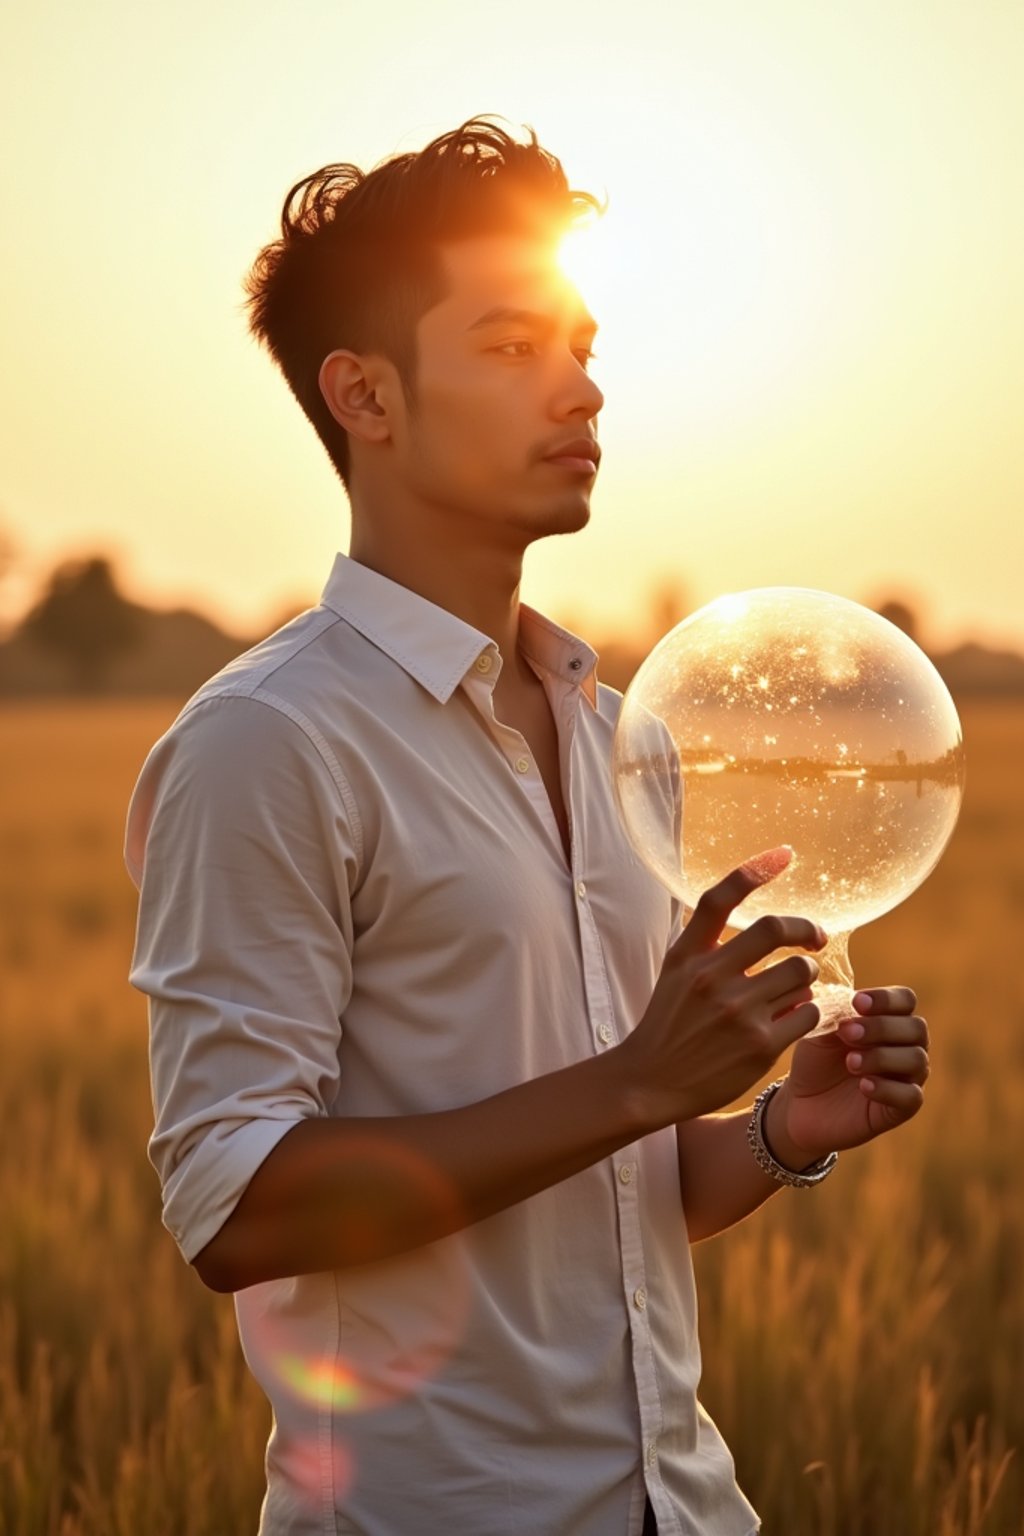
top-left (319, 350), bottom-right (399, 445)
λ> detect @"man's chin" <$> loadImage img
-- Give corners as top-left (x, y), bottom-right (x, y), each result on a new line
top-left (523, 495), bottom-right (592, 541)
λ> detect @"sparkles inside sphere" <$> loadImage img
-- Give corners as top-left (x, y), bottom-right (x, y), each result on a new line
top-left (612, 589), bottom-right (965, 946)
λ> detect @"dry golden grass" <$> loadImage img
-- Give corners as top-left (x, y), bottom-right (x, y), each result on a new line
top-left (0, 698), bottom-right (1020, 1534)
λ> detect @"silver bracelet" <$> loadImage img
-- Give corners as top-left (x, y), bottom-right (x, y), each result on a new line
top-left (747, 1078), bottom-right (838, 1188)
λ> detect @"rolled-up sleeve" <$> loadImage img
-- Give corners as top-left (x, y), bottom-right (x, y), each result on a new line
top-left (126, 690), bottom-right (359, 1262)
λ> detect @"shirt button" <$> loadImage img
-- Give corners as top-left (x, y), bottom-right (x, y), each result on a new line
top-left (633, 1286), bottom-right (647, 1311)
top-left (575, 880), bottom-right (587, 900)
top-left (474, 653), bottom-right (493, 673)
top-left (569, 657), bottom-right (582, 671)
top-left (515, 756), bottom-right (531, 774)
top-left (598, 1023), bottom-right (613, 1045)
top-left (618, 1163), bottom-right (633, 1184)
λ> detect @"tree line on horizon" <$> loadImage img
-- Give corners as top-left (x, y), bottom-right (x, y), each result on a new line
top-left (1, 553), bottom-right (1022, 701)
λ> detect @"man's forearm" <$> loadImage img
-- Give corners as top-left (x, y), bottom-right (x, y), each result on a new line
top-left (191, 862), bottom-right (831, 1291)
top-left (676, 1090), bottom-right (818, 1244)
top-left (194, 1047), bottom-right (654, 1292)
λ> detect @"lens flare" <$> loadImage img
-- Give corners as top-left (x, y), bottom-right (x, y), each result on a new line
top-left (237, 1134), bottom-right (473, 1426)
top-left (613, 587), bottom-right (965, 1029)
top-left (275, 1432), bottom-right (355, 1513)
top-left (276, 1354), bottom-right (367, 1412)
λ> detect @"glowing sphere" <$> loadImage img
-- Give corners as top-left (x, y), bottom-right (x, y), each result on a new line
top-left (612, 588), bottom-right (965, 1024)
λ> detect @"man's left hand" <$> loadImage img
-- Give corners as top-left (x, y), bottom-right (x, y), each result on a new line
top-left (767, 987), bottom-right (930, 1168)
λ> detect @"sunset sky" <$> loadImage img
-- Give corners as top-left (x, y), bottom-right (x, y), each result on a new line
top-left (2, 0), bottom-right (1021, 652)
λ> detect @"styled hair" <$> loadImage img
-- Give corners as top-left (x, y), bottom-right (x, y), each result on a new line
top-left (244, 116), bottom-right (603, 490)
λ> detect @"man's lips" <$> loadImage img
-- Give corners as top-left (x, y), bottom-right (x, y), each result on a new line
top-left (541, 438), bottom-right (601, 473)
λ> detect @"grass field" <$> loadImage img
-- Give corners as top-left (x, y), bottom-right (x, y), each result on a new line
top-left (0, 698), bottom-right (1021, 1535)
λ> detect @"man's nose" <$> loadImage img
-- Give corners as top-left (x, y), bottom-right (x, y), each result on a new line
top-left (553, 354), bottom-right (604, 419)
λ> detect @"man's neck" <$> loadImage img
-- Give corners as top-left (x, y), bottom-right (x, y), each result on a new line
top-left (348, 525), bottom-right (537, 690)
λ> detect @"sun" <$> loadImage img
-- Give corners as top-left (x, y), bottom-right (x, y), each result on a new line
top-left (551, 127), bottom-right (843, 434)
top-left (556, 223), bottom-right (607, 297)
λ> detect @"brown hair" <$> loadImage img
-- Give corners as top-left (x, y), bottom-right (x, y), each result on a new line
top-left (244, 117), bottom-right (603, 490)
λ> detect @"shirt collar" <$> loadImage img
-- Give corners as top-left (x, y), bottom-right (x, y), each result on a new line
top-left (319, 553), bottom-right (599, 709)
top-left (518, 603), bottom-right (599, 709)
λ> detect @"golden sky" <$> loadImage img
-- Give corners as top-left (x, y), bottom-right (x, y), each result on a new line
top-left (1, 0), bottom-right (1021, 651)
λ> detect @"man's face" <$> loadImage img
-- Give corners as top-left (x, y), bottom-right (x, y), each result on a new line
top-left (390, 234), bottom-right (604, 543)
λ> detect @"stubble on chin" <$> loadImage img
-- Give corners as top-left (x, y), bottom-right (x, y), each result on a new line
top-left (518, 495), bottom-right (592, 542)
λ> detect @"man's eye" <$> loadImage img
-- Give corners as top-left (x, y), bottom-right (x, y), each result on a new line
top-left (494, 342), bottom-right (599, 366)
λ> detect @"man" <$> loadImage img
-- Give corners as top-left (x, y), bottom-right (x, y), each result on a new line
top-left (126, 118), bottom-right (930, 1535)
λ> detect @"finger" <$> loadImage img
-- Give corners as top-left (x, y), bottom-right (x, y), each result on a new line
top-left (844, 1044), bottom-right (930, 1083)
top-left (838, 1013), bottom-right (929, 1050)
top-left (747, 953), bottom-right (820, 1005)
top-left (771, 986), bottom-right (814, 1023)
top-left (853, 986), bottom-right (917, 1017)
top-left (683, 847), bottom-right (794, 952)
top-left (859, 1076), bottom-right (925, 1120)
top-left (773, 999), bottom-right (822, 1047)
top-left (740, 846), bottom-right (795, 883)
top-left (721, 913), bottom-right (827, 975)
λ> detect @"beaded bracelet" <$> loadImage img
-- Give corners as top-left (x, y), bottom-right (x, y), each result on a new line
top-left (746, 1078), bottom-right (839, 1188)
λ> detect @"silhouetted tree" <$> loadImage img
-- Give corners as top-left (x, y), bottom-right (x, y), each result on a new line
top-left (0, 523), bottom-right (16, 640)
top-left (646, 580), bottom-right (691, 646)
top-left (877, 598), bottom-right (922, 648)
top-left (22, 556), bottom-right (143, 691)
top-left (0, 525), bottom-right (15, 585)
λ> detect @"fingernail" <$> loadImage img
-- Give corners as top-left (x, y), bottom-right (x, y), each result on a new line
top-left (847, 1053), bottom-right (863, 1072)
top-left (860, 1078), bottom-right (876, 1095)
top-left (743, 847), bottom-right (793, 883)
top-left (841, 1021), bottom-right (865, 1042)
top-left (854, 992), bottom-right (873, 1012)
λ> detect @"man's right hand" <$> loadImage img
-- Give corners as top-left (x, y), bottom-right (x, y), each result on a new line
top-left (618, 848), bottom-right (826, 1129)
top-left (193, 846), bottom-right (824, 1291)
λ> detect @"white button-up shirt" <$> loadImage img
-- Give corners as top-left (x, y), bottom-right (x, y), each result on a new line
top-left (126, 553), bottom-right (759, 1536)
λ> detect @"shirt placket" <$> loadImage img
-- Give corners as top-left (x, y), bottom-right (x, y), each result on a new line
top-left (466, 649), bottom-right (670, 1530)
top-left (546, 668), bottom-right (673, 1530)
top-left (462, 650), bottom-right (573, 869)
top-left (559, 681), bottom-right (673, 1535)
top-left (619, 1159), bottom-right (675, 1535)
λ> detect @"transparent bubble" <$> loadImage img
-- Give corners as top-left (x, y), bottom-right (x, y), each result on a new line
top-left (613, 588), bottom-right (965, 1029)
